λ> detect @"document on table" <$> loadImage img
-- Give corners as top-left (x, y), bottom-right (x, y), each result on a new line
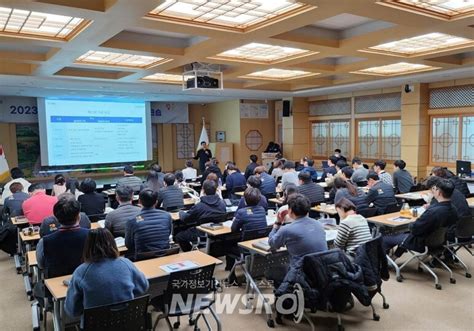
top-left (114, 237), bottom-right (125, 247)
top-left (325, 230), bottom-right (338, 242)
top-left (98, 220), bottom-right (105, 228)
top-left (388, 216), bottom-right (412, 222)
top-left (160, 260), bottom-right (199, 273)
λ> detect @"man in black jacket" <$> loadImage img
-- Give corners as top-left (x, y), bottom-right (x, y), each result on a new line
top-left (244, 154), bottom-right (259, 179)
top-left (175, 180), bottom-right (227, 251)
top-left (193, 141), bottom-right (212, 174)
top-left (383, 179), bottom-right (457, 258)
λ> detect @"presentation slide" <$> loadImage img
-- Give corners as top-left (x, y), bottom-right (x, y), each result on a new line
top-left (38, 98), bottom-right (152, 166)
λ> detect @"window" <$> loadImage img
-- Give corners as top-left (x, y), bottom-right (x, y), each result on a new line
top-left (311, 121), bottom-right (350, 157)
top-left (357, 119), bottom-right (401, 160)
top-left (431, 115), bottom-right (474, 163)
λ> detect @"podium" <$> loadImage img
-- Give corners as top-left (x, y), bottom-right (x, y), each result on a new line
top-left (262, 153), bottom-right (278, 170)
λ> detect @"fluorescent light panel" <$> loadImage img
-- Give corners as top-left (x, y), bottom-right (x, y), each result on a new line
top-left (378, 0), bottom-right (474, 20)
top-left (148, 0), bottom-right (311, 32)
top-left (0, 6), bottom-right (89, 41)
top-left (142, 73), bottom-right (192, 84)
top-left (351, 62), bottom-right (439, 76)
top-left (241, 68), bottom-right (319, 81)
top-left (365, 32), bottom-right (474, 56)
top-left (75, 51), bottom-right (171, 69)
top-left (211, 42), bottom-right (317, 64)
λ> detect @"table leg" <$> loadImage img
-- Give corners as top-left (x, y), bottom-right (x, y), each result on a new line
top-left (52, 299), bottom-right (61, 331)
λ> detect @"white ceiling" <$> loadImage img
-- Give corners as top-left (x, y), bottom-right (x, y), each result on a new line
top-left (311, 13), bottom-right (375, 30)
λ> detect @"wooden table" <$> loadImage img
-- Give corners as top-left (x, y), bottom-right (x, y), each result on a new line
top-left (44, 250), bottom-right (221, 331)
top-left (11, 216), bottom-right (29, 225)
top-left (19, 231), bottom-right (40, 243)
top-left (367, 211), bottom-right (418, 227)
top-left (311, 204), bottom-right (338, 216)
top-left (395, 190), bottom-right (430, 201)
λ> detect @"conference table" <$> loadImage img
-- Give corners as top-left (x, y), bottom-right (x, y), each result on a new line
top-left (395, 190), bottom-right (430, 201)
top-left (44, 250), bottom-right (222, 331)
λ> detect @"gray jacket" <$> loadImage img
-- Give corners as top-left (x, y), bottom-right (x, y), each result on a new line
top-left (105, 203), bottom-right (141, 237)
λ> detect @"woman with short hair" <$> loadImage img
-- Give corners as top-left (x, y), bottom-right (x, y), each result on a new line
top-left (65, 228), bottom-right (148, 319)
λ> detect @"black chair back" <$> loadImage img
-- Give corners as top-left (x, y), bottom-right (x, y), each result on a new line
top-left (164, 264), bottom-right (216, 299)
top-left (455, 215), bottom-right (474, 239)
top-left (165, 206), bottom-right (182, 212)
top-left (134, 245), bottom-right (180, 262)
top-left (83, 295), bottom-right (150, 331)
top-left (356, 181), bottom-right (368, 187)
top-left (232, 185), bottom-right (247, 194)
top-left (384, 204), bottom-right (400, 214)
top-left (425, 226), bottom-right (448, 249)
top-left (358, 207), bottom-right (378, 218)
top-left (409, 183), bottom-right (425, 192)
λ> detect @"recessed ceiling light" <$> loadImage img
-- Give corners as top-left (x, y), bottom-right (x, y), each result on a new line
top-left (351, 62), bottom-right (440, 76)
top-left (377, 0), bottom-right (474, 20)
top-left (209, 42), bottom-right (318, 64)
top-left (75, 51), bottom-right (172, 69)
top-left (146, 0), bottom-right (314, 32)
top-left (141, 73), bottom-right (192, 84)
top-left (0, 6), bottom-right (90, 41)
top-left (362, 32), bottom-right (474, 57)
top-left (240, 68), bottom-right (319, 81)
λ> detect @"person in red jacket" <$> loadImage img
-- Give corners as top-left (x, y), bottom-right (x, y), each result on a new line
top-left (23, 183), bottom-right (57, 225)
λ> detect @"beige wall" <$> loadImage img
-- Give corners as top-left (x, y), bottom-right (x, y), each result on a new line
top-left (0, 123), bottom-right (18, 169)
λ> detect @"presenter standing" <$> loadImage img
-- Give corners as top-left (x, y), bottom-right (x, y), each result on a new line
top-left (193, 141), bottom-right (212, 175)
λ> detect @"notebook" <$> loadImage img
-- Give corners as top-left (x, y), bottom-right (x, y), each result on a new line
top-left (388, 216), bottom-right (412, 222)
top-left (200, 223), bottom-right (224, 230)
top-left (114, 237), bottom-right (125, 247)
top-left (252, 239), bottom-right (271, 252)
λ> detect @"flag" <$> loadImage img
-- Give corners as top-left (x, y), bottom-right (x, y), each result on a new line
top-left (0, 145), bottom-right (10, 183)
top-left (196, 117), bottom-right (209, 151)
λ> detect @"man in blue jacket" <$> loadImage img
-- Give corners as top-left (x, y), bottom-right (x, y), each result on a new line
top-left (125, 189), bottom-right (172, 258)
top-left (175, 180), bottom-right (227, 251)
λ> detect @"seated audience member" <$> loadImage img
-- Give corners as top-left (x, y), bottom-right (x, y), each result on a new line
top-left (392, 159), bottom-right (414, 194)
top-left (174, 170), bottom-right (186, 189)
top-left (365, 172), bottom-right (397, 213)
top-left (23, 184), bottom-right (58, 225)
top-left (182, 160), bottom-right (197, 180)
top-left (0, 167), bottom-right (31, 204)
top-left (301, 157), bottom-right (318, 181)
top-left (232, 187), bottom-right (268, 233)
top-left (271, 159), bottom-right (285, 180)
top-left (3, 182), bottom-right (29, 217)
top-left (157, 173), bottom-right (184, 211)
top-left (268, 194), bottom-right (328, 289)
top-left (116, 165), bottom-right (142, 192)
top-left (334, 148), bottom-right (347, 163)
top-left (351, 157), bottom-right (369, 184)
top-left (36, 195), bottom-right (89, 277)
top-left (297, 171), bottom-right (325, 206)
top-left (225, 163), bottom-right (247, 193)
top-left (432, 166), bottom-right (470, 197)
top-left (334, 198), bottom-right (372, 255)
top-left (281, 161), bottom-right (299, 190)
top-left (334, 177), bottom-right (369, 211)
top-left (52, 174), bottom-right (67, 196)
top-left (321, 155), bottom-right (338, 182)
top-left (244, 154), bottom-right (259, 179)
top-left (276, 184), bottom-right (298, 224)
top-left (104, 186), bottom-right (141, 237)
top-left (254, 166), bottom-right (276, 196)
top-left (383, 179), bottom-right (457, 258)
top-left (227, 187), bottom-right (268, 272)
top-left (66, 178), bottom-right (82, 200)
top-left (145, 164), bottom-right (166, 192)
top-left (201, 160), bottom-right (223, 185)
top-left (125, 189), bottom-right (172, 257)
top-left (424, 176), bottom-right (469, 240)
top-left (222, 161), bottom-right (235, 183)
top-left (373, 160), bottom-right (393, 186)
top-left (65, 228), bottom-right (148, 321)
top-left (203, 172), bottom-right (223, 199)
top-left (77, 179), bottom-right (106, 216)
top-left (175, 180), bottom-right (227, 252)
top-left (237, 176), bottom-right (268, 210)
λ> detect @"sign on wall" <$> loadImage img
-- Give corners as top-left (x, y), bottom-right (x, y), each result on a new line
top-left (240, 103), bottom-right (268, 119)
top-left (150, 102), bottom-right (189, 123)
top-left (0, 96), bottom-right (38, 123)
